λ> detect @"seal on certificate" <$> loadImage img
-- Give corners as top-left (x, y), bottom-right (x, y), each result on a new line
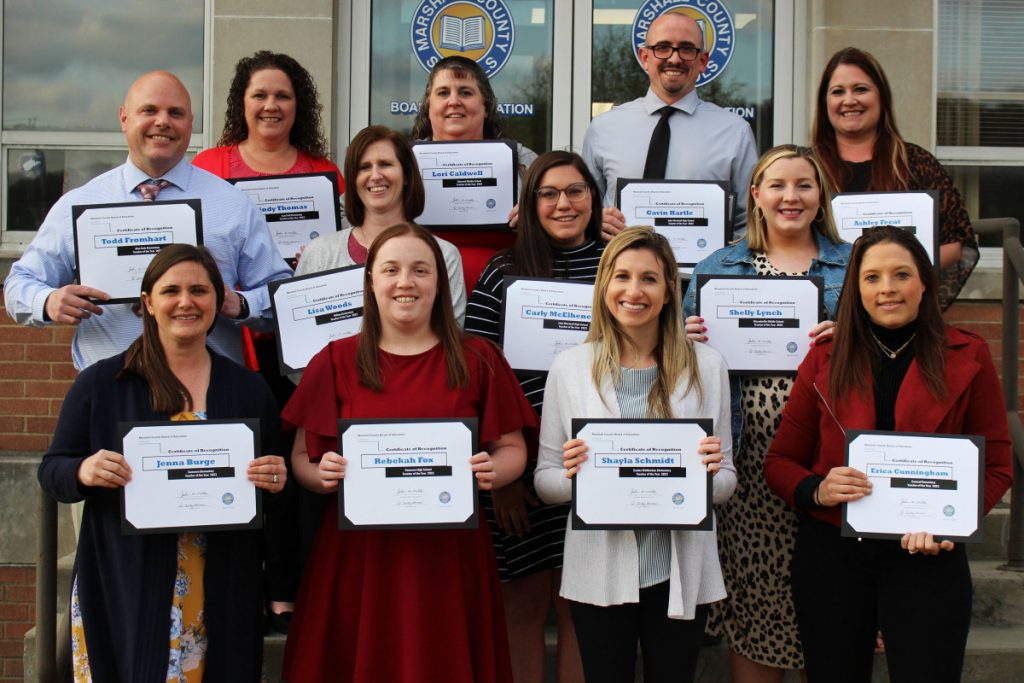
top-left (222, 492), bottom-right (235, 506)
top-left (410, 0), bottom-right (516, 78)
top-left (786, 341), bottom-right (798, 354)
top-left (631, 0), bottom-right (736, 87)
top-left (672, 492), bottom-right (685, 506)
top-left (439, 491), bottom-right (452, 505)
top-left (943, 505), bottom-right (956, 517)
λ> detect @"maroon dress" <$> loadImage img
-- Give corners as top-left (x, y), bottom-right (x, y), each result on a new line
top-left (281, 334), bottom-right (536, 683)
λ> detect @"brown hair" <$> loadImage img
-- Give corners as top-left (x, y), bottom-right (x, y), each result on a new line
top-left (356, 223), bottom-right (469, 391)
top-left (745, 144), bottom-right (842, 253)
top-left (218, 51), bottom-right (328, 159)
top-left (829, 226), bottom-right (946, 401)
top-left (410, 56), bottom-right (506, 140)
top-left (587, 227), bottom-right (701, 417)
top-left (811, 47), bottom-right (910, 195)
top-left (120, 244), bottom-right (225, 413)
top-left (343, 126), bottom-right (426, 227)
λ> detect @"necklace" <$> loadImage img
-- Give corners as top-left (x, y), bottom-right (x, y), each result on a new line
top-left (869, 329), bottom-right (915, 359)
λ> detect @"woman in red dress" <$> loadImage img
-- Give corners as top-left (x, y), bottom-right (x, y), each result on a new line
top-left (281, 222), bottom-right (536, 682)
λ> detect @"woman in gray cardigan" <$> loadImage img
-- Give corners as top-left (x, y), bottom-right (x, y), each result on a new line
top-left (534, 227), bottom-right (736, 683)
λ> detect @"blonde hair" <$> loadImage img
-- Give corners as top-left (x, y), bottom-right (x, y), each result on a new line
top-left (587, 227), bottom-right (702, 417)
top-left (745, 144), bottom-right (843, 253)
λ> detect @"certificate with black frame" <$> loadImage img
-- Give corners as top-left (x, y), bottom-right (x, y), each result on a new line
top-left (615, 178), bottom-right (731, 274)
top-left (119, 419), bottom-right (261, 534)
top-left (498, 276), bottom-right (594, 373)
top-left (695, 274), bottom-right (824, 375)
top-left (831, 190), bottom-right (940, 269)
top-left (570, 418), bottom-right (713, 530)
top-left (270, 264), bottom-right (364, 375)
top-left (228, 172), bottom-right (341, 265)
top-left (338, 418), bottom-right (479, 530)
top-left (72, 199), bottom-right (203, 304)
top-left (842, 430), bottom-right (984, 543)
top-left (411, 139), bottom-right (518, 230)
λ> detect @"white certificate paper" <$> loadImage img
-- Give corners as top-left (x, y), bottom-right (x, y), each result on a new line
top-left (616, 179), bottom-right (730, 273)
top-left (229, 172), bottom-right (340, 261)
top-left (119, 420), bottom-right (260, 534)
top-left (72, 200), bottom-right (203, 304)
top-left (338, 419), bottom-right (479, 529)
top-left (270, 265), bottom-right (364, 374)
top-left (412, 140), bottom-right (518, 230)
top-left (843, 431), bottom-right (984, 543)
top-left (831, 191), bottom-right (939, 268)
top-left (695, 275), bottom-right (824, 374)
top-left (499, 277), bottom-right (594, 373)
top-left (571, 419), bottom-right (712, 530)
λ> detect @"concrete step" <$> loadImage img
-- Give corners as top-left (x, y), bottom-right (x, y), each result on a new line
top-left (971, 560), bottom-right (1024, 627)
top-left (968, 506), bottom-right (1011, 561)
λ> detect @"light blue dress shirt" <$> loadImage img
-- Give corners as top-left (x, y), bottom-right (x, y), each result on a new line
top-left (4, 157), bottom-right (293, 369)
top-left (581, 88), bottom-right (759, 235)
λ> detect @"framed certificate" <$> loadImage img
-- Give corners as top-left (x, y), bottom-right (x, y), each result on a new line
top-left (571, 418), bottom-right (713, 530)
top-left (72, 200), bottom-right (203, 304)
top-left (695, 275), bottom-right (824, 374)
top-left (338, 418), bottom-right (479, 530)
top-left (615, 178), bottom-right (731, 273)
top-left (842, 430), bottom-right (984, 543)
top-left (119, 419), bottom-right (261, 534)
top-left (270, 265), bottom-right (365, 374)
top-left (498, 277), bottom-right (594, 373)
top-left (831, 191), bottom-right (940, 269)
top-left (229, 172), bottom-right (341, 263)
top-left (412, 139), bottom-right (518, 230)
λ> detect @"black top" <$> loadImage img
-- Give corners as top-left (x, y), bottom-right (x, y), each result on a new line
top-left (870, 320), bottom-right (918, 431)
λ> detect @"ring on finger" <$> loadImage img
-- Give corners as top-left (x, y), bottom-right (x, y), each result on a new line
top-left (273, 473), bottom-right (278, 484)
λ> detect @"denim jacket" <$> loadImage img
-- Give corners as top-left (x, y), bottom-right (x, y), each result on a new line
top-left (682, 230), bottom-right (852, 445)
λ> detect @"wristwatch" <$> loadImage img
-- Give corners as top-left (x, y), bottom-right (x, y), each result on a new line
top-left (235, 293), bottom-right (250, 320)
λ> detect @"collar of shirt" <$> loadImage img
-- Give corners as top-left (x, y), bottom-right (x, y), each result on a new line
top-left (121, 157), bottom-right (191, 196)
top-left (643, 87), bottom-right (700, 116)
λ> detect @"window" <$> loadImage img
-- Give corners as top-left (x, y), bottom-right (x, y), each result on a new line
top-left (2, 0), bottom-right (206, 246)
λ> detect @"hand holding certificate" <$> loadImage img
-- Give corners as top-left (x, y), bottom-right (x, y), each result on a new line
top-left (841, 431), bottom-right (984, 543)
top-left (412, 140), bottom-right (518, 230)
top-left (569, 419), bottom-right (714, 529)
top-left (337, 419), bottom-right (479, 529)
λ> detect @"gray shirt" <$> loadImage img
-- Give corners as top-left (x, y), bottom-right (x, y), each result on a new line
top-left (581, 88), bottom-right (759, 235)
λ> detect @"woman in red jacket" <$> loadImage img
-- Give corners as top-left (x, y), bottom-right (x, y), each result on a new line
top-left (764, 225), bottom-right (1012, 683)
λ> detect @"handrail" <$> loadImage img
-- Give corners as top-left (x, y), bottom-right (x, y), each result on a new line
top-left (973, 217), bottom-right (1024, 571)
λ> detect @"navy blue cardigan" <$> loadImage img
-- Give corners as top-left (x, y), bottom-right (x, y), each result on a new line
top-left (38, 349), bottom-right (280, 682)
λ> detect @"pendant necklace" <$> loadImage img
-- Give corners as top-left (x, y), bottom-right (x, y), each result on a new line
top-left (869, 330), bottom-right (915, 359)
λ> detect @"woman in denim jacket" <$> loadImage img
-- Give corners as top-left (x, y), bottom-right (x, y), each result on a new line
top-left (682, 145), bottom-right (851, 683)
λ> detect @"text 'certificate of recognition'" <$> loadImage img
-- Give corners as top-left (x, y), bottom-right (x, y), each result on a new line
top-left (73, 200), bottom-right (203, 304)
top-left (571, 419), bottom-right (712, 530)
top-left (616, 179), bottom-right (730, 272)
top-left (338, 419), bottom-right (479, 530)
top-left (831, 191), bottom-right (939, 268)
top-left (229, 172), bottom-right (340, 261)
top-left (695, 275), bottom-right (824, 374)
top-left (499, 277), bottom-right (594, 373)
top-left (270, 265), bottom-right (364, 374)
top-left (119, 419), bottom-right (260, 534)
top-left (843, 430), bottom-right (983, 543)
top-left (412, 140), bottom-right (517, 230)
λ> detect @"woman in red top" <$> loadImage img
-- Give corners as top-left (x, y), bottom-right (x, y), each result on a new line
top-left (282, 223), bottom-right (536, 682)
top-left (764, 226), bottom-right (1012, 682)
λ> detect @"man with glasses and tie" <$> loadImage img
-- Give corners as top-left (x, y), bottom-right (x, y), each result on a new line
top-left (4, 71), bottom-right (291, 370)
top-left (582, 11), bottom-right (758, 241)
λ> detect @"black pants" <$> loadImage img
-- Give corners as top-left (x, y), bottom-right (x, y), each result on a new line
top-left (791, 515), bottom-right (972, 683)
top-left (569, 581), bottom-right (708, 683)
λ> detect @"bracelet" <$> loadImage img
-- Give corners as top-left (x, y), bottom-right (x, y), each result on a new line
top-left (235, 293), bottom-right (250, 320)
top-left (813, 483), bottom-right (821, 506)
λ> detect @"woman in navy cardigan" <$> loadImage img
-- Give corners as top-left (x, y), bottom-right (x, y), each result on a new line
top-left (38, 244), bottom-right (285, 682)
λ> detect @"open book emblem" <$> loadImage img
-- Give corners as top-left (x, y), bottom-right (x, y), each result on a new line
top-left (411, 0), bottom-right (516, 78)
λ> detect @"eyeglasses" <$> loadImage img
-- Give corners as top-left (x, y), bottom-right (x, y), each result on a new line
top-left (644, 43), bottom-right (702, 61)
top-left (535, 183), bottom-right (590, 206)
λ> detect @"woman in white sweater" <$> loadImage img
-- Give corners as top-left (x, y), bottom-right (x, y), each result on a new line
top-left (534, 227), bottom-right (736, 683)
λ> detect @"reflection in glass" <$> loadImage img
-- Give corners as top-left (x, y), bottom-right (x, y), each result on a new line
top-left (948, 166), bottom-right (1024, 248)
top-left (590, 0), bottom-right (774, 152)
top-left (370, 1), bottom-right (554, 154)
top-left (3, 0), bottom-right (204, 132)
top-left (6, 149), bottom-right (125, 231)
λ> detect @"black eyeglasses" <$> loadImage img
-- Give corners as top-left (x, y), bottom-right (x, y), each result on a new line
top-left (644, 43), bottom-right (702, 61)
top-left (535, 183), bottom-right (590, 205)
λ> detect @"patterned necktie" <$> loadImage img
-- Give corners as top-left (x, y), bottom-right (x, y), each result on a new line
top-left (642, 106), bottom-right (676, 180)
top-left (137, 179), bottom-right (170, 201)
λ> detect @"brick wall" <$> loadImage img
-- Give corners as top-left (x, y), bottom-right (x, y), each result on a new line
top-left (0, 566), bottom-right (34, 682)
